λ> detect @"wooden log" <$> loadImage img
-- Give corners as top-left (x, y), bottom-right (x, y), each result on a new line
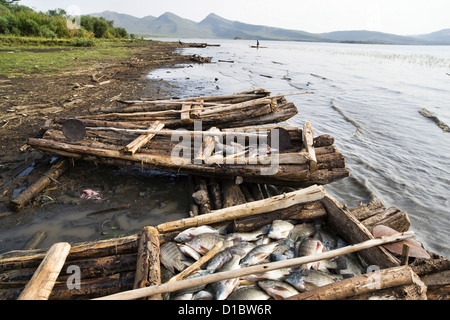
top-left (121, 121), bottom-right (164, 155)
top-left (248, 183), bottom-right (264, 201)
top-left (208, 179), bottom-right (222, 210)
top-left (231, 201), bottom-right (327, 232)
top-left (180, 104), bottom-right (192, 123)
top-left (286, 266), bottom-right (426, 300)
top-left (156, 185), bottom-right (326, 234)
top-left (361, 207), bottom-right (411, 232)
top-left (303, 121), bottom-right (318, 172)
top-left (9, 158), bottom-right (71, 212)
top-left (239, 183), bottom-right (255, 202)
top-left (194, 127), bottom-right (220, 162)
top-left (92, 231), bottom-right (415, 300)
top-left (193, 178), bottom-right (212, 215)
top-left (321, 194), bottom-right (400, 268)
top-left (187, 175), bottom-right (199, 217)
top-left (22, 231), bottom-right (47, 250)
top-left (0, 235), bottom-right (139, 272)
top-left (350, 201), bottom-right (386, 221)
top-left (221, 180), bottom-right (247, 208)
top-left (18, 242), bottom-right (71, 300)
top-left (190, 100), bottom-right (204, 119)
top-left (133, 226), bottom-right (161, 300)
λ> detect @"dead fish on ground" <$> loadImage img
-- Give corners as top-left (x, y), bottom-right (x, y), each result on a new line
top-left (227, 286), bottom-right (271, 300)
top-left (241, 242), bottom-right (279, 267)
top-left (268, 220), bottom-right (295, 240)
top-left (209, 254), bottom-right (242, 300)
top-left (185, 233), bottom-right (227, 255)
top-left (206, 242), bottom-right (255, 272)
top-left (241, 267), bottom-right (290, 282)
top-left (258, 280), bottom-right (299, 300)
top-left (226, 227), bottom-right (267, 242)
top-left (193, 290), bottom-right (214, 300)
top-left (160, 241), bottom-right (191, 274)
top-left (174, 225), bottom-right (222, 243)
top-left (171, 269), bottom-right (214, 298)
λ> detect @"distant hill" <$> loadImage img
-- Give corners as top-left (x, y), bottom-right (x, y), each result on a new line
top-left (320, 30), bottom-right (435, 45)
top-left (89, 11), bottom-right (450, 45)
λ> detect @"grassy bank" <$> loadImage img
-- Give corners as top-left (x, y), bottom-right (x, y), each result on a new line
top-left (0, 36), bottom-right (148, 78)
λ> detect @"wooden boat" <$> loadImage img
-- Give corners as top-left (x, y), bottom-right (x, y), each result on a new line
top-left (80, 88), bottom-right (299, 130)
top-left (1, 181), bottom-right (446, 300)
top-left (26, 120), bottom-right (350, 187)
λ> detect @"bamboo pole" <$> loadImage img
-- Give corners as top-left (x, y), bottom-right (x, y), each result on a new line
top-left (286, 265), bottom-right (426, 300)
top-left (92, 231), bottom-right (415, 300)
top-left (156, 185), bottom-right (326, 234)
top-left (17, 242), bottom-right (71, 300)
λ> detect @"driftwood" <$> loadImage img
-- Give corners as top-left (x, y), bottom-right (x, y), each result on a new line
top-left (9, 158), bottom-right (71, 211)
top-left (287, 265), bottom-right (426, 300)
top-left (18, 242), bottom-right (71, 300)
top-left (92, 231), bottom-right (415, 300)
top-left (133, 227), bottom-right (161, 300)
top-left (22, 231), bottom-right (47, 250)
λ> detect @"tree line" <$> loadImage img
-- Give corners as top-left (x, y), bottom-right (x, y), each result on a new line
top-left (0, 0), bottom-right (128, 39)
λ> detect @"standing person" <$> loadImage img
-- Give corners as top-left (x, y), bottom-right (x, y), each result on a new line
top-left (256, 40), bottom-right (260, 49)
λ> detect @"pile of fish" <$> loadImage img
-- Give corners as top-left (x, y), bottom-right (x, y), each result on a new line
top-left (160, 220), bottom-right (367, 300)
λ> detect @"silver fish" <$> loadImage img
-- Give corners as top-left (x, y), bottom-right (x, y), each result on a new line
top-left (160, 241), bottom-right (191, 274)
top-left (172, 269), bottom-right (214, 297)
top-left (193, 290), bottom-right (214, 300)
top-left (241, 268), bottom-right (290, 282)
top-left (315, 228), bottom-right (337, 251)
top-left (209, 254), bottom-right (242, 300)
top-left (171, 293), bottom-right (193, 300)
top-left (296, 237), bottom-right (324, 270)
top-left (206, 242), bottom-right (255, 272)
top-left (227, 286), bottom-right (271, 300)
top-left (268, 220), bottom-right (295, 240)
top-left (185, 233), bottom-right (226, 255)
top-left (226, 228), bottom-right (266, 242)
top-left (174, 226), bottom-right (220, 243)
top-left (286, 270), bottom-right (338, 291)
top-left (177, 243), bottom-right (202, 260)
top-left (288, 223), bottom-right (316, 243)
top-left (241, 242), bottom-right (279, 267)
top-left (258, 280), bottom-right (299, 300)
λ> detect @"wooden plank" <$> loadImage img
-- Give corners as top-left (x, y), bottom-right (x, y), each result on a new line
top-left (190, 100), bottom-right (204, 119)
top-left (121, 121), bottom-right (164, 155)
top-left (180, 104), bottom-right (192, 123)
top-left (303, 121), bottom-right (318, 172)
top-left (17, 242), bottom-right (71, 300)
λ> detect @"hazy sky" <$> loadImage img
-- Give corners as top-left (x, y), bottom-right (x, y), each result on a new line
top-left (19, 0), bottom-right (450, 35)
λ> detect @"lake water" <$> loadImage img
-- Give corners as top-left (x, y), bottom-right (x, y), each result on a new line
top-left (149, 39), bottom-right (450, 257)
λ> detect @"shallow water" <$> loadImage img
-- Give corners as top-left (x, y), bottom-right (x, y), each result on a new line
top-left (148, 39), bottom-right (450, 258)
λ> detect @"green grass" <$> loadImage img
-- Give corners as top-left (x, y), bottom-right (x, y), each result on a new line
top-left (0, 36), bottom-right (147, 77)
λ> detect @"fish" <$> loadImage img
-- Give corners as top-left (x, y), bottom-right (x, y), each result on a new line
top-left (206, 242), bottom-right (255, 272)
top-left (177, 243), bottom-right (202, 261)
top-left (339, 253), bottom-right (365, 277)
top-left (174, 226), bottom-right (221, 243)
top-left (160, 241), bottom-right (191, 274)
top-left (295, 237), bottom-right (324, 270)
top-left (268, 220), bottom-right (295, 240)
top-left (227, 286), bottom-right (271, 300)
top-left (185, 233), bottom-right (227, 255)
top-left (209, 254), bottom-right (242, 300)
top-left (171, 293), bottom-right (193, 300)
top-left (258, 280), bottom-right (300, 300)
top-left (240, 242), bottom-right (279, 267)
top-left (315, 227), bottom-right (338, 251)
top-left (287, 223), bottom-right (316, 243)
top-left (317, 256), bottom-right (347, 272)
top-left (226, 227), bottom-right (268, 242)
top-left (193, 290), bottom-right (214, 300)
top-left (241, 268), bottom-right (290, 282)
top-left (172, 270), bottom-right (215, 297)
top-left (372, 225), bottom-right (430, 259)
top-left (286, 269), bottom-right (338, 291)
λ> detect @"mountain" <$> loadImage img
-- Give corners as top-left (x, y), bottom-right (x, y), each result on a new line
top-left (89, 11), bottom-right (450, 45)
top-left (414, 29), bottom-right (450, 45)
top-left (320, 30), bottom-right (434, 45)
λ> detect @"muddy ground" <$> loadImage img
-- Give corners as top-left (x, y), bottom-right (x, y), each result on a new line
top-left (0, 40), bottom-right (198, 218)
